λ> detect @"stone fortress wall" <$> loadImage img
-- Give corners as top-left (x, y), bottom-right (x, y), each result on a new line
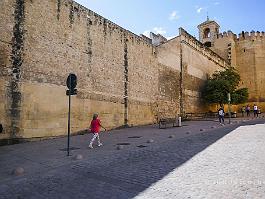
top-left (0, 0), bottom-right (228, 142)
top-left (178, 28), bottom-right (228, 113)
top-left (211, 30), bottom-right (265, 108)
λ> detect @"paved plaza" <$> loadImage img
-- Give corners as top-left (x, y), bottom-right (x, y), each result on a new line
top-left (0, 117), bottom-right (265, 199)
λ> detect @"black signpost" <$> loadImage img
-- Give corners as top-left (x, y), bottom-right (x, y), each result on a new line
top-left (66, 73), bottom-right (77, 156)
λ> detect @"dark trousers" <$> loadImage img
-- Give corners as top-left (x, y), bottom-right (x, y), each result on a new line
top-left (246, 111), bottom-right (250, 117)
top-left (219, 115), bottom-right (224, 123)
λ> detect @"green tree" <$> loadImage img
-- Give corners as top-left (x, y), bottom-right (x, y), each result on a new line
top-left (202, 67), bottom-right (248, 106)
top-left (231, 88), bottom-right (249, 104)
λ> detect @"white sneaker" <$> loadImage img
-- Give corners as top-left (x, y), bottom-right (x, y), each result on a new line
top-left (98, 143), bottom-right (103, 147)
top-left (89, 144), bottom-right (93, 149)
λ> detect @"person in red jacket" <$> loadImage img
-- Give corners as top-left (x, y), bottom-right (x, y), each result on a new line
top-left (89, 113), bottom-right (106, 149)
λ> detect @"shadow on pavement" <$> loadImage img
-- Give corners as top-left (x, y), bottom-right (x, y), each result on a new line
top-left (0, 120), bottom-right (264, 199)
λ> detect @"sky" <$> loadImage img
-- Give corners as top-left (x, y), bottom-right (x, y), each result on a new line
top-left (75, 0), bottom-right (265, 40)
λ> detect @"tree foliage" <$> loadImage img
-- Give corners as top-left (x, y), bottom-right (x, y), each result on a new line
top-left (231, 88), bottom-right (249, 104)
top-left (202, 67), bottom-right (248, 105)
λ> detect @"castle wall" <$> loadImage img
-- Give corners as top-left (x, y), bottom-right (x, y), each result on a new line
top-left (157, 29), bottom-right (228, 114)
top-left (0, 1), bottom-right (230, 141)
top-left (211, 30), bottom-right (265, 110)
top-left (211, 31), bottom-right (237, 66)
top-left (198, 19), bottom-right (265, 111)
top-left (179, 30), bottom-right (227, 113)
top-left (0, 0), bottom-right (19, 141)
top-left (0, 0), bottom-right (160, 140)
top-left (155, 37), bottom-right (181, 118)
top-left (235, 33), bottom-right (265, 109)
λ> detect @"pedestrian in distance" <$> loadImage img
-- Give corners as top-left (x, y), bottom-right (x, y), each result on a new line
top-left (241, 106), bottom-right (245, 117)
top-left (218, 107), bottom-right (225, 125)
top-left (0, 123), bottom-right (3, 133)
top-left (246, 104), bottom-right (250, 117)
top-left (253, 104), bottom-right (258, 117)
top-left (89, 113), bottom-right (106, 149)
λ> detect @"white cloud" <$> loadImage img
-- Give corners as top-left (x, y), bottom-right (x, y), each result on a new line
top-left (166, 36), bottom-right (175, 40)
top-left (197, 7), bottom-right (203, 13)
top-left (143, 30), bottom-right (150, 37)
top-left (214, 2), bottom-right (220, 5)
top-left (153, 27), bottom-right (167, 35)
top-left (169, 11), bottom-right (180, 21)
top-left (142, 27), bottom-right (167, 37)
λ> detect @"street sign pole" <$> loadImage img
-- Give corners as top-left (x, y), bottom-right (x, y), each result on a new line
top-left (66, 73), bottom-right (77, 156)
top-left (67, 75), bottom-right (72, 156)
top-left (228, 93), bottom-right (231, 124)
top-left (67, 88), bottom-right (71, 156)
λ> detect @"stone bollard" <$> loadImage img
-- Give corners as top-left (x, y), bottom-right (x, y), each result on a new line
top-left (147, 139), bottom-right (154, 143)
top-left (13, 167), bottom-right (24, 176)
top-left (178, 117), bottom-right (182, 127)
top-left (74, 154), bottom-right (83, 160)
top-left (117, 145), bottom-right (123, 150)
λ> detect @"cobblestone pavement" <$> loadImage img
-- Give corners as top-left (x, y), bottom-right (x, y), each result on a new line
top-left (0, 117), bottom-right (265, 199)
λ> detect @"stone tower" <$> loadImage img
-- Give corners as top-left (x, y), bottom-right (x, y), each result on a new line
top-left (198, 17), bottom-right (265, 109)
top-left (198, 17), bottom-right (220, 47)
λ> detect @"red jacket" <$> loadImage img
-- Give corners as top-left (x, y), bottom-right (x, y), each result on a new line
top-left (90, 119), bottom-right (101, 133)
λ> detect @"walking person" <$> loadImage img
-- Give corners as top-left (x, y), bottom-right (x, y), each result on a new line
top-left (241, 106), bottom-right (245, 117)
top-left (89, 113), bottom-right (106, 149)
top-left (253, 104), bottom-right (258, 117)
top-left (257, 108), bottom-right (261, 117)
top-left (246, 104), bottom-right (250, 117)
top-left (218, 107), bottom-right (225, 125)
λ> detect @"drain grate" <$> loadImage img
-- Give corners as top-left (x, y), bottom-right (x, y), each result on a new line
top-left (137, 145), bottom-right (147, 148)
top-left (59, 147), bottom-right (80, 151)
top-left (128, 136), bottom-right (142, 138)
top-left (116, 143), bottom-right (131, 145)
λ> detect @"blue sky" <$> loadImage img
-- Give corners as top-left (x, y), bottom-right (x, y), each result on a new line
top-left (75, 0), bottom-right (265, 39)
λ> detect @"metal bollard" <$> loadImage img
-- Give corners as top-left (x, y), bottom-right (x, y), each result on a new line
top-left (178, 117), bottom-right (182, 127)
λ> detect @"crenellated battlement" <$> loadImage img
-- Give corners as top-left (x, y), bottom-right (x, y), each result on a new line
top-left (179, 28), bottom-right (229, 68)
top-left (217, 30), bottom-right (237, 40)
top-left (216, 30), bottom-right (265, 41)
top-left (237, 31), bottom-right (265, 41)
